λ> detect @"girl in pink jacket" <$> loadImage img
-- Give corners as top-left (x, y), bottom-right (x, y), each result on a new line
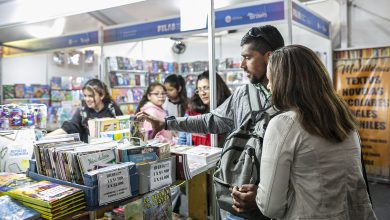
top-left (136, 82), bottom-right (173, 144)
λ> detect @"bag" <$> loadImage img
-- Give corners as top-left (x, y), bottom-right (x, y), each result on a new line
top-left (213, 84), bottom-right (279, 220)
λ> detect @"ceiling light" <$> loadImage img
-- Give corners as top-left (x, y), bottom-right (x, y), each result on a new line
top-left (26, 17), bottom-right (66, 38)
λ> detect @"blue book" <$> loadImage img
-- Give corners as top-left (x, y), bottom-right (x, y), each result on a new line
top-left (0, 195), bottom-right (40, 220)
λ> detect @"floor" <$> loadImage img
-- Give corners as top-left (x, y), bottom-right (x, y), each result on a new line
top-left (369, 182), bottom-right (390, 220)
top-left (174, 182), bottom-right (390, 219)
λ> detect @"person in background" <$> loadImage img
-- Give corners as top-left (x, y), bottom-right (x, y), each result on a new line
top-left (136, 25), bottom-right (285, 219)
top-left (187, 70), bottom-right (231, 147)
top-left (136, 82), bottom-right (173, 143)
top-left (47, 78), bottom-right (123, 143)
top-left (163, 74), bottom-right (189, 117)
top-left (255, 45), bottom-right (376, 219)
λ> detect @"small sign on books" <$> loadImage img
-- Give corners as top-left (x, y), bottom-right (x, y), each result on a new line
top-left (150, 160), bottom-right (172, 191)
top-left (97, 167), bottom-right (131, 205)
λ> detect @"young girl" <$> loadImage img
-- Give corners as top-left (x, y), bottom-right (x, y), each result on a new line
top-left (136, 83), bottom-right (173, 143)
top-left (47, 79), bottom-right (122, 143)
top-left (163, 74), bottom-right (188, 117)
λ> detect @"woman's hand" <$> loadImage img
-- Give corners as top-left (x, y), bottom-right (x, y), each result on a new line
top-left (135, 111), bottom-right (165, 138)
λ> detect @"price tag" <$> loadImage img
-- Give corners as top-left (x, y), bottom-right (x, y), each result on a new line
top-left (97, 167), bottom-right (131, 205)
top-left (149, 160), bottom-right (172, 191)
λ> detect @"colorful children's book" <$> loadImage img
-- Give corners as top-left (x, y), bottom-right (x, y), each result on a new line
top-left (61, 77), bottom-right (73, 90)
top-left (24, 85), bottom-right (34, 98)
top-left (14, 84), bottom-right (26, 98)
top-left (0, 173), bottom-right (37, 195)
top-left (143, 187), bottom-right (172, 220)
top-left (7, 180), bottom-right (83, 208)
top-left (50, 77), bottom-right (62, 90)
top-left (3, 85), bottom-right (15, 99)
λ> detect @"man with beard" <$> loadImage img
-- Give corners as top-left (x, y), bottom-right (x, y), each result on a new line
top-left (137, 25), bottom-right (285, 219)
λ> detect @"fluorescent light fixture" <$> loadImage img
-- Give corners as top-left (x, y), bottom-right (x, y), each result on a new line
top-left (26, 17), bottom-right (66, 38)
top-left (2, 0), bottom-right (145, 28)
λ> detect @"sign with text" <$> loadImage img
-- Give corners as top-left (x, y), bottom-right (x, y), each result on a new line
top-left (104, 1), bottom-right (285, 43)
top-left (292, 1), bottom-right (330, 37)
top-left (150, 160), bottom-right (172, 191)
top-left (98, 167), bottom-right (131, 205)
top-left (335, 49), bottom-right (390, 179)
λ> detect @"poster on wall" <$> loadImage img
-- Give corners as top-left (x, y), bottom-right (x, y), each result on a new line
top-left (335, 47), bottom-right (390, 180)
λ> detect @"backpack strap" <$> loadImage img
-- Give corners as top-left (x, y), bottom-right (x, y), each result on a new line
top-left (247, 84), bottom-right (261, 112)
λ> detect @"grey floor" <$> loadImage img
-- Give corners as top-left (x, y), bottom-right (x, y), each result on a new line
top-left (369, 182), bottom-right (390, 220)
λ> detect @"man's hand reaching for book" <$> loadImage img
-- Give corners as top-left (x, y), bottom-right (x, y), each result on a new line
top-left (135, 111), bottom-right (165, 138)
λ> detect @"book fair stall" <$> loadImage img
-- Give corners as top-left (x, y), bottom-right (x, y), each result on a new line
top-left (0, 0), bottom-right (338, 219)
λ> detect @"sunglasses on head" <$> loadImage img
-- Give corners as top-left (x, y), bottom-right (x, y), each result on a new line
top-left (247, 27), bottom-right (274, 50)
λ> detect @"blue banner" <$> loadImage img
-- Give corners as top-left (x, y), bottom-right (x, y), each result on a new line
top-left (216, 1), bottom-right (284, 28)
top-left (104, 1), bottom-right (285, 43)
top-left (5, 31), bottom-right (99, 52)
top-left (292, 1), bottom-right (330, 37)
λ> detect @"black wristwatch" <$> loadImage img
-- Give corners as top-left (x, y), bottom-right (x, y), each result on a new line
top-left (164, 116), bottom-right (175, 130)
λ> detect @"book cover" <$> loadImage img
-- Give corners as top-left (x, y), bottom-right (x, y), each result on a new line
top-left (24, 85), bottom-right (34, 98)
top-left (7, 180), bottom-right (83, 208)
top-left (117, 57), bottom-right (125, 70)
top-left (0, 173), bottom-right (37, 195)
top-left (32, 84), bottom-right (43, 98)
top-left (14, 84), bottom-right (26, 98)
top-left (135, 74), bottom-right (141, 86)
top-left (41, 85), bottom-right (50, 98)
top-left (0, 195), bottom-right (40, 220)
top-left (61, 77), bottom-right (73, 90)
top-left (3, 85), bottom-right (15, 99)
top-left (123, 58), bottom-right (131, 70)
top-left (143, 187), bottom-right (172, 220)
top-left (71, 77), bottom-right (83, 90)
top-left (108, 57), bottom-right (118, 71)
top-left (77, 149), bottom-right (116, 174)
top-left (109, 72), bottom-right (117, 87)
top-left (50, 77), bottom-right (62, 90)
top-left (132, 88), bottom-right (143, 102)
top-left (116, 73), bottom-right (125, 86)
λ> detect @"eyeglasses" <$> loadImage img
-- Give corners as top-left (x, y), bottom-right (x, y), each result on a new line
top-left (195, 86), bottom-right (209, 94)
top-left (149, 92), bottom-right (167, 97)
top-left (247, 27), bottom-right (273, 50)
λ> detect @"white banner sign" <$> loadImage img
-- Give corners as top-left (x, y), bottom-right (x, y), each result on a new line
top-left (150, 160), bottom-right (172, 191)
top-left (97, 167), bottom-right (131, 205)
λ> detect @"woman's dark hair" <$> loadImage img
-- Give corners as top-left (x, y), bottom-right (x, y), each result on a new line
top-left (190, 70), bottom-right (231, 114)
top-left (164, 74), bottom-right (188, 116)
top-left (269, 45), bottom-right (356, 142)
top-left (135, 82), bottom-right (166, 113)
top-left (82, 78), bottom-right (113, 104)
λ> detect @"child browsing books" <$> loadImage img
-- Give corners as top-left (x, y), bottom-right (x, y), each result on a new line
top-left (136, 83), bottom-right (173, 144)
top-left (163, 74), bottom-right (189, 117)
top-left (46, 79), bottom-right (123, 143)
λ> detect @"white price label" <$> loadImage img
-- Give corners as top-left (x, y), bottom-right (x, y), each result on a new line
top-left (97, 167), bottom-right (131, 205)
top-left (149, 160), bottom-right (172, 191)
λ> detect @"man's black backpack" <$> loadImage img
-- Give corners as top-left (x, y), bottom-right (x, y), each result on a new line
top-left (213, 84), bottom-right (279, 220)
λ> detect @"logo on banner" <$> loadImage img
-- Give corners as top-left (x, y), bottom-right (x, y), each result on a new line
top-left (247, 12), bottom-right (268, 20)
top-left (225, 16), bottom-right (232, 23)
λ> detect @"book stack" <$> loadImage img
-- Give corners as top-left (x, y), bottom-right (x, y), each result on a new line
top-left (170, 145), bottom-right (222, 180)
top-left (34, 135), bottom-right (118, 185)
top-left (88, 115), bottom-right (131, 141)
top-left (6, 180), bottom-right (86, 220)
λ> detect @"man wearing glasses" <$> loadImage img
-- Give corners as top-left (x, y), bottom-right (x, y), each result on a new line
top-left (137, 25), bottom-right (285, 219)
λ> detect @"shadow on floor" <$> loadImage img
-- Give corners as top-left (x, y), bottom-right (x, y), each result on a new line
top-left (369, 182), bottom-right (390, 220)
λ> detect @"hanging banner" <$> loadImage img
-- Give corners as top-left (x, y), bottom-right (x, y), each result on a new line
top-left (335, 47), bottom-right (390, 180)
top-left (104, 1), bottom-right (285, 43)
top-left (292, 1), bottom-right (330, 37)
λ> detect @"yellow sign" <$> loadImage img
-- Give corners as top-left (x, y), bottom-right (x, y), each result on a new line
top-left (336, 51), bottom-right (390, 179)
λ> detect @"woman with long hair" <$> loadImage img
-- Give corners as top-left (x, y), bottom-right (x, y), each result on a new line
top-left (255, 45), bottom-right (376, 219)
top-left (47, 78), bottom-right (123, 143)
top-left (188, 70), bottom-right (231, 146)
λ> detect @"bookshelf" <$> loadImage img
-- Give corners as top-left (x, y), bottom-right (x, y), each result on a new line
top-left (2, 84), bottom-right (50, 105)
